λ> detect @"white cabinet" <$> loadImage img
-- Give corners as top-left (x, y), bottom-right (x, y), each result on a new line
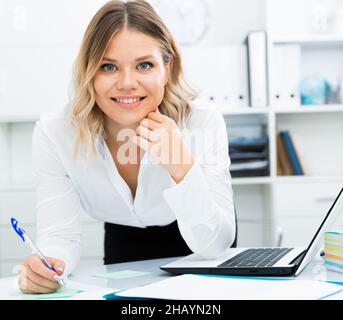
top-left (276, 216), bottom-right (323, 248)
top-left (273, 182), bottom-right (342, 217)
top-left (233, 184), bottom-right (273, 247)
top-left (273, 182), bottom-right (342, 247)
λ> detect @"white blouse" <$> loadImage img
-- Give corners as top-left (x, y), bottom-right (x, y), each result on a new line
top-left (32, 99), bottom-right (236, 276)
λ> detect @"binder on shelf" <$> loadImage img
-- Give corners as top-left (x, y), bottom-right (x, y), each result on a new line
top-left (226, 45), bottom-right (249, 109)
top-left (283, 45), bottom-right (301, 107)
top-left (276, 155), bottom-right (283, 176)
top-left (246, 30), bottom-right (269, 108)
top-left (181, 46), bottom-right (249, 111)
top-left (272, 44), bottom-right (301, 108)
top-left (271, 45), bottom-right (285, 107)
top-left (276, 133), bottom-right (295, 176)
top-left (279, 131), bottom-right (304, 175)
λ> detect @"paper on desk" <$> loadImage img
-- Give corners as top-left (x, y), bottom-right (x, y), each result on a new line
top-left (12, 287), bottom-right (82, 300)
top-left (92, 270), bottom-right (151, 280)
top-left (116, 274), bottom-right (343, 300)
top-left (64, 280), bottom-right (118, 300)
top-left (10, 279), bottom-right (118, 300)
top-left (324, 289), bottom-right (343, 300)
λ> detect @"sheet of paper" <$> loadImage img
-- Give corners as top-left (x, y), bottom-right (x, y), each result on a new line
top-left (92, 270), bottom-right (151, 280)
top-left (7, 279), bottom-right (118, 300)
top-left (64, 280), bottom-right (118, 300)
top-left (324, 289), bottom-right (343, 300)
top-left (116, 274), bottom-right (343, 300)
top-left (12, 287), bottom-right (82, 300)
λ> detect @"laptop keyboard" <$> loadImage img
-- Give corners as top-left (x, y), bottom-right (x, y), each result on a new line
top-left (218, 248), bottom-right (293, 268)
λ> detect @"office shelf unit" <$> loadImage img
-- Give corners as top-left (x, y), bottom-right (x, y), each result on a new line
top-left (214, 0), bottom-right (343, 250)
top-left (253, 0), bottom-right (343, 247)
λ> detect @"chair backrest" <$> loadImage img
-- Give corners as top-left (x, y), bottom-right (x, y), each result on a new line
top-left (230, 205), bottom-right (238, 248)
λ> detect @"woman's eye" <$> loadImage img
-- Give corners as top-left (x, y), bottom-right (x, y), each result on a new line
top-left (100, 63), bottom-right (117, 72)
top-left (137, 62), bottom-right (153, 71)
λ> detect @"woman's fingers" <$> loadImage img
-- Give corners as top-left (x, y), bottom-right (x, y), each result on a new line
top-left (139, 118), bottom-right (161, 130)
top-left (24, 263), bottom-right (60, 290)
top-left (47, 257), bottom-right (65, 276)
top-left (132, 135), bottom-right (151, 152)
top-left (19, 275), bottom-right (56, 294)
top-left (28, 255), bottom-right (57, 281)
top-left (136, 125), bottom-right (158, 142)
top-left (19, 255), bottom-right (66, 294)
top-left (18, 274), bottom-right (35, 294)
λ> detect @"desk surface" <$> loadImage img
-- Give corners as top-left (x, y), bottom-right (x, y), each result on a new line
top-left (71, 256), bottom-right (177, 291)
top-left (1, 254), bottom-right (343, 299)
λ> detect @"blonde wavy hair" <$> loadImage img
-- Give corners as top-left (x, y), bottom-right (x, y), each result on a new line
top-left (68, 0), bottom-right (198, 157)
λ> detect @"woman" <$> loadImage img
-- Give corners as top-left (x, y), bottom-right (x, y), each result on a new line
top-left (19, 0), bottom-right (236, 294)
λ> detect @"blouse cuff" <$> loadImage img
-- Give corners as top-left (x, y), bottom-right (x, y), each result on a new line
top-left (38, 244), bottom-right (76, 277)
top-left (163, 160), bottom-right (215, 224)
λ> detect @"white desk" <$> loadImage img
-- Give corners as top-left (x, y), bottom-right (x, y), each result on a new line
top-left (1, 253), bottom-right (343, 300)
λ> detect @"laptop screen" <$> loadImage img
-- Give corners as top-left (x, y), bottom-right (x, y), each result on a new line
top-left (295, 187), bottom-right (343, 275)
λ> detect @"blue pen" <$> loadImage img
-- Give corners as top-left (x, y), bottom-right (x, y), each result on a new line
top-left (10, 217), bottom-right (65, 288)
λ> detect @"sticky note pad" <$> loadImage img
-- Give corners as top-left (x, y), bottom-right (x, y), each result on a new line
top-left (92, 270), bottom-right (151, 280)
top-left (13, 287), bottom-right (82, 300)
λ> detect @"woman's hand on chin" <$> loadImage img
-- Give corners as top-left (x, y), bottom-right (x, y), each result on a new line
top-left (133, 107), bottom-right (194, 184)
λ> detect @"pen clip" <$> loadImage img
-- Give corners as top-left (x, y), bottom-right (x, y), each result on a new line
top-left (11, 217), bottom-right (26, 242)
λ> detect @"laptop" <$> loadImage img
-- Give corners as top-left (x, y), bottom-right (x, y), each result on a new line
top-left (161, 187), bottom-right (343, 277)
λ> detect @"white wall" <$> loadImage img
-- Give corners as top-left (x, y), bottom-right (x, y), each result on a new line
top-left (200, 0), bottom-right (266, 45)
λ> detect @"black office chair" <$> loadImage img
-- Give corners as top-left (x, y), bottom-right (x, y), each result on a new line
top-left (231, 205), bottom-right (238, 248)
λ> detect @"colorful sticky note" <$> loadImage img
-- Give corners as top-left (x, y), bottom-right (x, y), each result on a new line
top-left (92, 270), bottom-right (151, 280)
top-left (13, 287), bottom-right (82, 300)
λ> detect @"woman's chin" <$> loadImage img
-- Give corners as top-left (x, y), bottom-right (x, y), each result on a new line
top-left (107, 114), bottom-right (144, 126)
top-left (103, 103), bottom-right (157, 126)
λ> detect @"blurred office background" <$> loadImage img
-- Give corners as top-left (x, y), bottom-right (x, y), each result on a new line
top-left (1, 0), bottom-right (343, 277)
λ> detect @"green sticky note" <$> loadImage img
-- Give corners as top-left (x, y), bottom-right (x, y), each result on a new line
top-left (13, 287), bottom-right (82, 300)
top-left (92, 270), bottom-right (151, 280)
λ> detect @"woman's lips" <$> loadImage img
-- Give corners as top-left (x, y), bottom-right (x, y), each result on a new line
top-left (110, 96), bottom-right (146, 109)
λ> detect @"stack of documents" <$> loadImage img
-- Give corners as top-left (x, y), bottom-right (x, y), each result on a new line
top-left (324, 229), bottom-right (343, 273)
top-left (229, 135), bottom-right (269, 177)
top-left (114, 274), bottom-right (343, 300)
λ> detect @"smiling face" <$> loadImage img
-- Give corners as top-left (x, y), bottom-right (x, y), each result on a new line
top-left (93, 28), bottom-right (171, 131)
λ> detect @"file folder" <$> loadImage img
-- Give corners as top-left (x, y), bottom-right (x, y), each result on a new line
top-left (271, 45), bottom-right (284, 107)
top-left (283, 44), bottom-right (301, 107)
top-left (280, 131), bottom-right (304, 175)
top-left (272, 44), bottom-right (301, 108)
top-left (246, 30), bottom-right (269, 107)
